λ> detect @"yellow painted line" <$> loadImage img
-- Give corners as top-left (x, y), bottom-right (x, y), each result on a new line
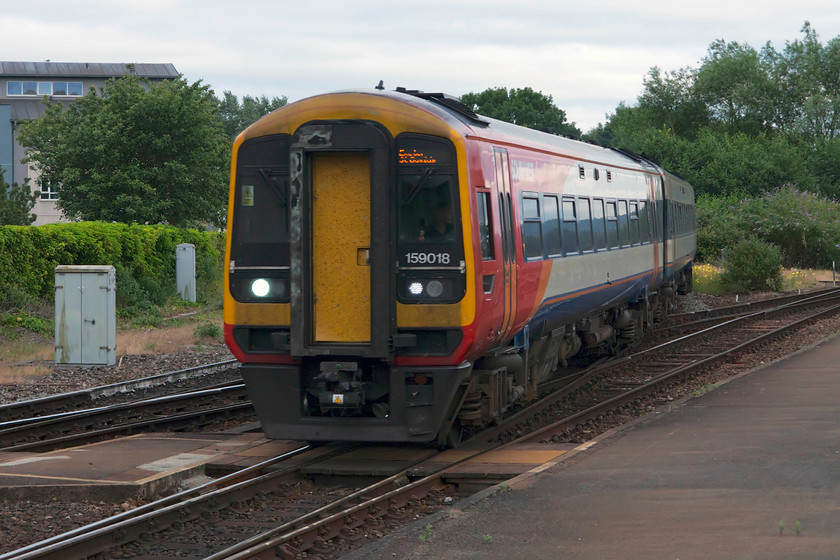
top-left (0, 472), bottom-right (126, 484)
top-left (467, 449), bottom-right (566, 464)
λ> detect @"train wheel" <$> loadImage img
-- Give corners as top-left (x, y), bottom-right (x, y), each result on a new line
top-left (441, 420), bottom-right (464, 448)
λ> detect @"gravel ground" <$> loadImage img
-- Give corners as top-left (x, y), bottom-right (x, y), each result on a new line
top-left (0, 345), bottom-right (234, 405)
top-left (1, 289), bottom-right (837, 556)
top-left (0, 340), bottom-right (236, 555)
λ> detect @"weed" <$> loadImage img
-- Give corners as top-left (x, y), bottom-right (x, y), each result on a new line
top-left (795, 521), bottom-right (802, 536)
top-left (692, 263), bottom-right (727, 296)
top-left (779, 520), bottom-right (785, 536)
top-left (418, 524), bottom-right (433, 542)
top-left (482, 534), bottom-right (493, 544)
top-left (194, 321), bottom-right (222, 340)
top-left (0, 312), bottom-right (53, 335)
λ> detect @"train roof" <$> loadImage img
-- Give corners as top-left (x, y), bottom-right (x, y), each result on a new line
top-left (363, 88), bottom-right (661, 174)
top-left (261, 88), bottom-right (669, 176)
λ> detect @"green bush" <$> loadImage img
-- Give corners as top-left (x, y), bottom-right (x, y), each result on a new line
top-left (720, 238), bottom-right (784, 292)
top-left (0, 222), bottom-right (224, 315)
top-left (696, 186), bottom-right (840, 269)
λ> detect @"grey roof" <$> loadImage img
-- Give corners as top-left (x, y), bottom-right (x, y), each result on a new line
top-left (0, 61), bottom-right (178, 79)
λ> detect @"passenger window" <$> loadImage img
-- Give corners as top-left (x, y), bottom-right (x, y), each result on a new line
top-left (618, 200), bottom-right (630, 247)
top-left (592, 198), bottom-right (607, 250)
top-left (543, 195), bottom-right (561, 257)
top-left (562, 197), bottom-right (579, 256)
top-left (521, 194), bottom-right (543, 259)
top-left (606, 201), bottom-right (619, 249)
top-left (578, 197), bottom-right (593, 252)
top-left (638, 200), bottom-right (650, 243)
top-left (476, 192), bottom-right (494, 260)
top-left (629, 201), bottom-right (641, 246)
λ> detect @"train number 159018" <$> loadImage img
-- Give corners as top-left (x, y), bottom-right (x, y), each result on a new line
top-left (404, 252), bottom-right (451, 265)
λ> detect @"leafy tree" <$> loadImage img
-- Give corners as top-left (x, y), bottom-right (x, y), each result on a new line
top-left (217, 91), bottom-right (287, 140)
top-left (0, 168), bottom-right (38, 226)
top-left (637, 66), bottom-right (709, 137)
top-left (692, 39), bottom-right (775, 135)
top-left (460, 87), bottom-right (581, 137)
top-left (17, 74), bottom-right (230, 227)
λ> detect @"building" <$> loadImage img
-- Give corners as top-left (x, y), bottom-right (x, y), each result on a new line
top-left (0, 61), bottom-right (179, 225)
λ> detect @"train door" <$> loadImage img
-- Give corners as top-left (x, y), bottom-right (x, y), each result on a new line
top-left (311, 152), bottom-right (371, 343)
top-left (494, 148), bottom-right (517, 340)
top-left (289, 122), bottom-right (393, 359)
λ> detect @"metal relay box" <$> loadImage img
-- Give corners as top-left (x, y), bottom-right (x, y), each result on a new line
top-left (55, 265), bottom-right (116, 365)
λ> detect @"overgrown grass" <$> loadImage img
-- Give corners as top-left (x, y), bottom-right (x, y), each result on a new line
top-left (693, 263), bottom-right (827, 296)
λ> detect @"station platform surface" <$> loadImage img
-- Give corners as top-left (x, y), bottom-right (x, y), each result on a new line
top-left (353, 334), bottom-right (840, 560)
top-left (0, 432), bottom-right (294, 502)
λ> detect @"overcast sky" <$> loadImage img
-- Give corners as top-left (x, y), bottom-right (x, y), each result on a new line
top-left (3, 0), bottom-right (840, 131)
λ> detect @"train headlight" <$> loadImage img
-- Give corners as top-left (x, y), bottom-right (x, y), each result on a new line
top-left (426, 280), bottom-right (444, 298)
top-left (251, 278), bottom-right (271, 297)
top-left (409, 282), bottom-right (424, 296)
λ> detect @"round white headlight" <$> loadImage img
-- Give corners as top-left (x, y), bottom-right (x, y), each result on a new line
top-left (426, 280), bottom-right (444, 298)
top-left (251, 278), bottom-right (271, 297)
top-left (409, 282), bottom-right (423, 295)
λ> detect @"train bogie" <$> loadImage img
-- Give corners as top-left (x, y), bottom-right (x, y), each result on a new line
top-left (224, 88), bottom-right (696, 446)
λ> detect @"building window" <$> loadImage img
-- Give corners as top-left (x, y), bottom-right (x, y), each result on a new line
top-left (7, 81), bottom-right (83, 97)
top-left (40, 182), bottom-right (59, 200)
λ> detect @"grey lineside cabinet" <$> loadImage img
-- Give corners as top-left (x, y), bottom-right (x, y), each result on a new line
top-left (54, 265), bottom-right (116, 365)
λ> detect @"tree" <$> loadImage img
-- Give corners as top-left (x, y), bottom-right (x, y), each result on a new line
top-left (217, 91), bottom-right (287, 140)
top-left (17, 74), bottom-right (230, 227)
top-left (460, 87), bottom-right (581, 137)
top-left (0, 168), bottom-right (38, 226)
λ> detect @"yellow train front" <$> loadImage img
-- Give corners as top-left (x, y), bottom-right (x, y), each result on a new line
top-left (225, 89), bottom-right (485, 446)
top-left (224, 88), bottom-right (696, 447)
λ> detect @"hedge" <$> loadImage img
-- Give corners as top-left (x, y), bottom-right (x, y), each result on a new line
top-left (0, 222), bottom-right (224, 304)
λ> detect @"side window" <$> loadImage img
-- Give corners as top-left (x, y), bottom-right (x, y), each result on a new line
top-left (521, 194), bottom-right (543, 260)
top-left (562, 197), bottom-right (579, 256)
top-left (543, 195), bottom-right (562, 257)
top-left (618, 200), bottom-right (630, 247)
top-left (606, 200), bottom-right (619, 249)
top-left (578, 197), bottom-right (594, 252)
top-left (592, 198), bottom-right (607, 250)
top-left (476, 191), bottom-right (494, 261)
top-left (638, 200), bottom-right (650, 243)
top-left (629, 201), bottom-right (641, 246)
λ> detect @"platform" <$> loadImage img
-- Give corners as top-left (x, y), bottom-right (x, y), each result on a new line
top-left (0, 432), bottom-right (292, 502)
top-left (352, 334), bottom-right (840, 559)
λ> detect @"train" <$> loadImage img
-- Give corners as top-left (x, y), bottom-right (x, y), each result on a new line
top-left (223, 87), bottom-right (696, 447)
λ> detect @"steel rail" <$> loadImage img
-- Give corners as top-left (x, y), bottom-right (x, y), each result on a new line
top-left (517, 302), bottom-right (840, 444)
top-left (0, 444), bottom-right (315, 560)
top-left (1, 400), bottom-right (255, 453)
top-left (0, 359), bottom-right (239, 420)
top-left (481, 291), bottom-right (840, 444)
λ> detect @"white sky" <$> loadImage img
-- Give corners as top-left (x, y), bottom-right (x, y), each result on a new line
top-left (2, 0), bottom-right (840, 131)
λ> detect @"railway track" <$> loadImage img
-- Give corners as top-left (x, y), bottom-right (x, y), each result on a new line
top-left (5, 290), bottom-right (840, 559)
top-left (0, 360), bottom-right (252, 452)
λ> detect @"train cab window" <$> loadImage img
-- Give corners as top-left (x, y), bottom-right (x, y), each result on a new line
top-left (521, 194), bottom-right (543, 260)
top-left (231, 135), bottom-right (291, 265)
top-left (591, 198), bottom-right (607, 250)
top-left (606, 201), bottom-right (619, 249)
top-left (562, 197), bottom-right (579, 255)
top-left (398, 175), bottom-right (458, 242)
top-left (543, 195), bottom-right (562, 257)
top-left (229, 134), bottom-right (292, 303)
top-left (476, 192), bottom-right (494, 260)
top-left (578, 197), bottom-right (594, 252)
top-left (629, 201), bottom-right (641, 246)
